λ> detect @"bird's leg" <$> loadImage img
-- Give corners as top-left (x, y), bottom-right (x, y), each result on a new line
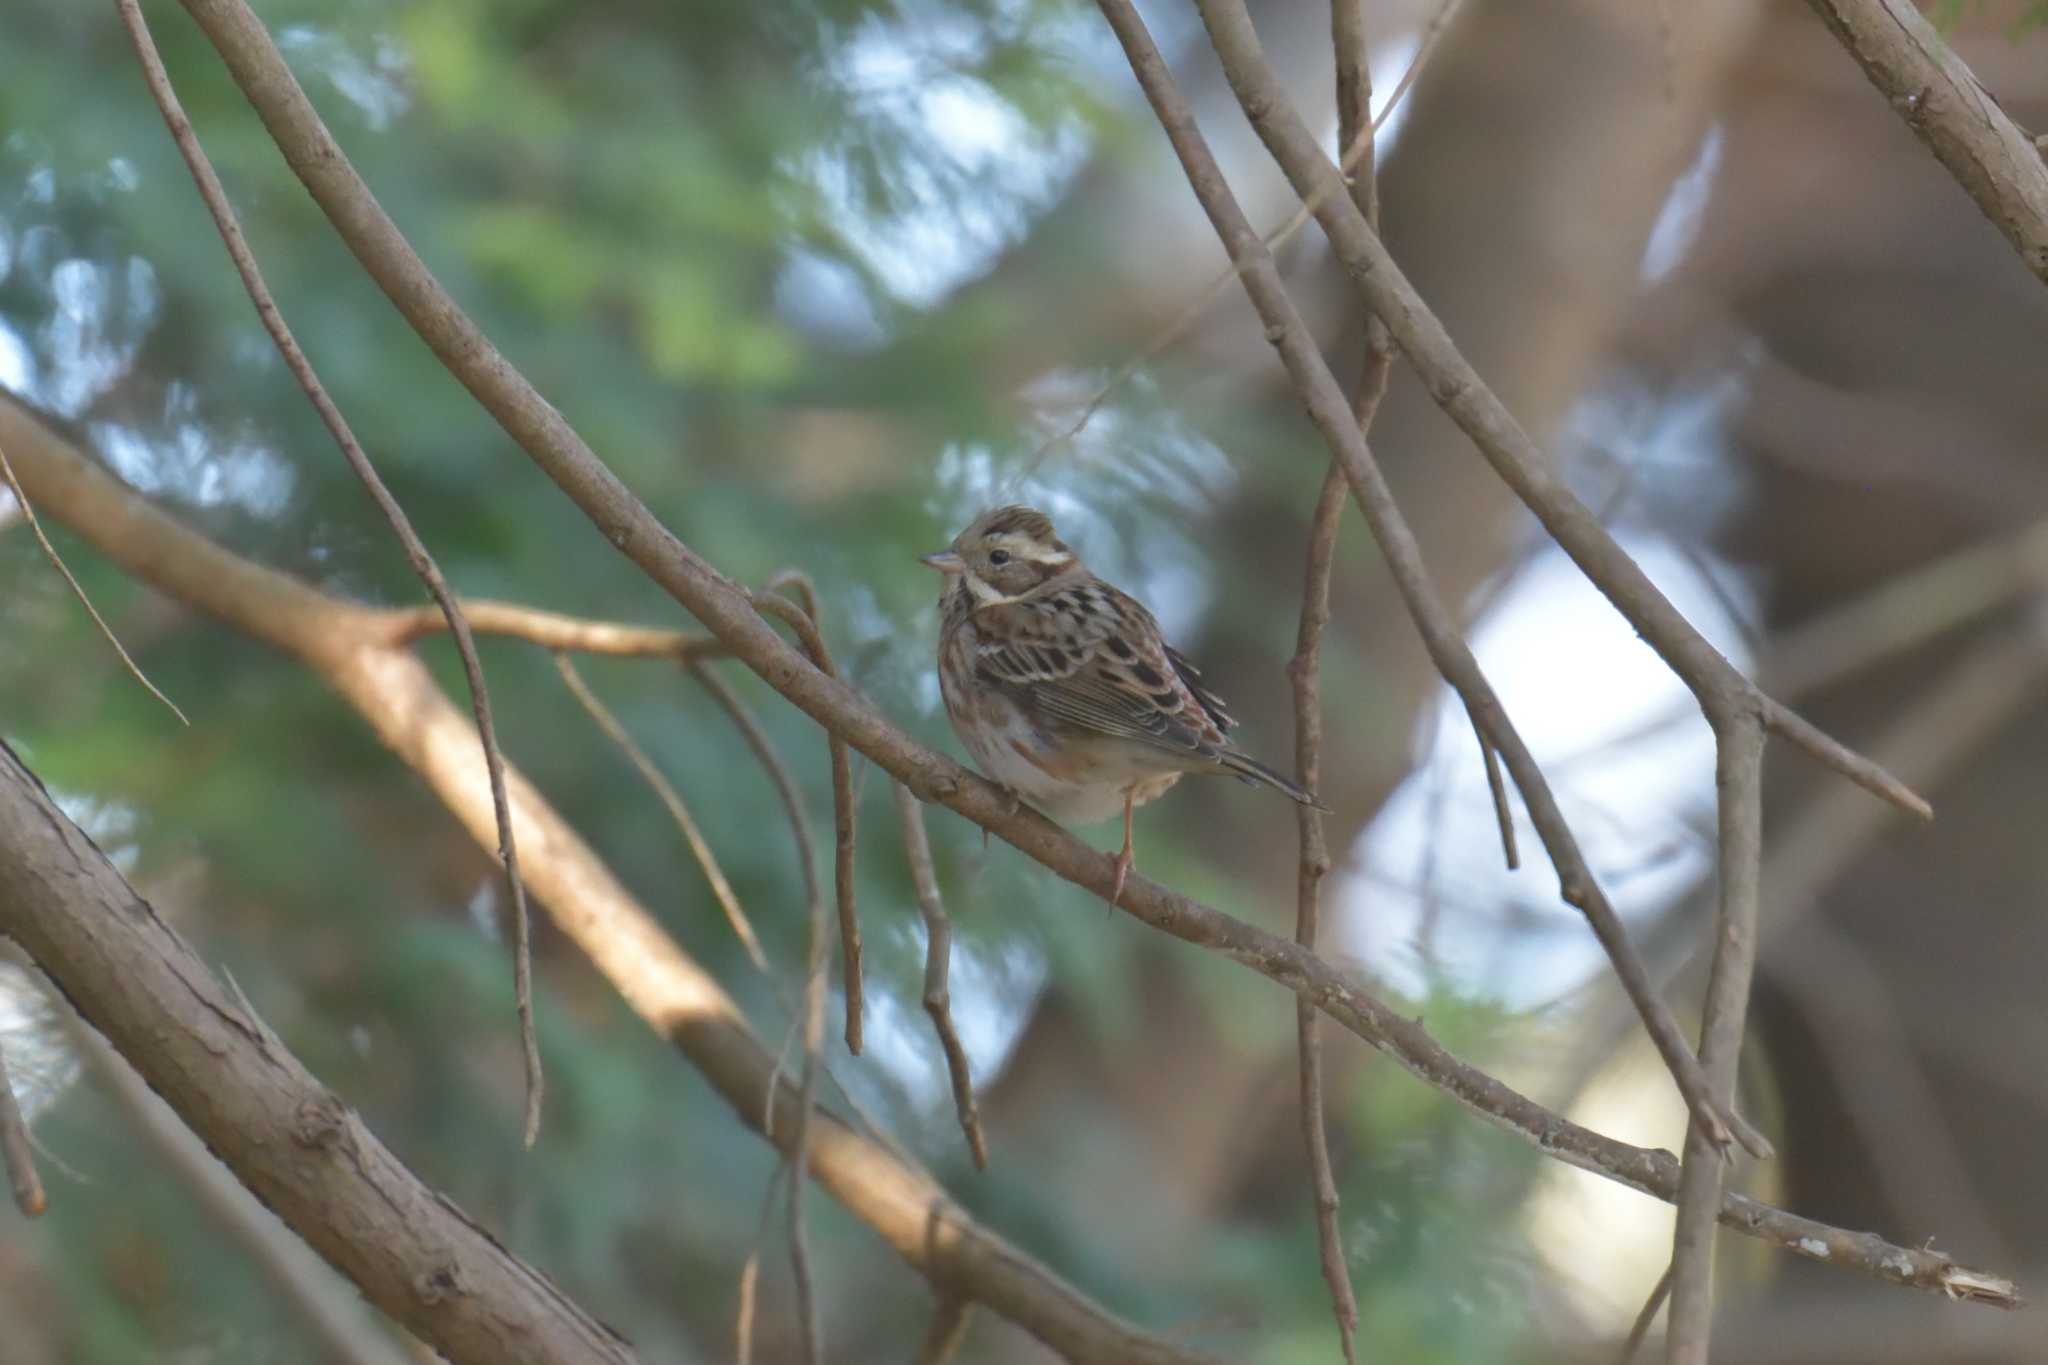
top-left (1108, 790), bottom-right (1135, 911)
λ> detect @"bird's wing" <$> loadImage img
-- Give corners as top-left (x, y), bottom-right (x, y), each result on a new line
top-left (968, 579), bottom-right (1228, 759)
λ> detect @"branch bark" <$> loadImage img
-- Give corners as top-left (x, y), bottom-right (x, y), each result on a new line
top-left (1098, 0), bottom-right (1762, 1158)
top-left (1185, 0), bottom-right (1928, 824)
top-left (0, 745), bottom-right (638, 1365)
top-left (119, 0), bottom-right (543, 1144)
top-left (2, 378), bottom-right (2016, 1335)
top-left (1806, 0), bottom-right (2048, 285)
top-left (0, 393), bottom-right (1213, 1365)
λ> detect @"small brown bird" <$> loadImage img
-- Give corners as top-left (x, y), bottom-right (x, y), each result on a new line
top-left (922, 504), bottom-right (1327, 905)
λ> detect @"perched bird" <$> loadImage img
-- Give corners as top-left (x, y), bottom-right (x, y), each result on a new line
top-left (922, 504), bottom-right (1327, 905)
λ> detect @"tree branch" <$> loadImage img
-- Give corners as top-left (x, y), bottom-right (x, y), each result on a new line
top-left (1805, 0), bottom-right (2048, 285)
top-left (552, 653), bottom-right (767, 971)
top-left (0, 744), bottom-right (638, 1365)
top-left (751, 579), bottom-right (863, 1057)
top-left (1097, 0), bottom-right (1764, 1158)
top-left (1667, 715), bottom-right (1766, 1364)
top-left (892, 780), bottom-right (987, 1171)
top-left (0, 393), bottom-right (1215, 1364)
top-left (0, 1028), bottom-right (44, 1217)
top-left (0, 391), bottom-right (2017, 1315)
top-left (384, 600), bottom-right (724, 661)
top-left (1185, 0), bottom-right (1930, 824)
top-left (118, 0), bottom-right (543, 1144)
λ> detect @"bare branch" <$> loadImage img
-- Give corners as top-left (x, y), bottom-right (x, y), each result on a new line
top-left (735, 1249), bottom-right (761, 1365)
top-left (0, 1032), bottom-right (44, 1217)
top-left (1806, 0), bottom-right (2048, 285)
top-left (385, 600), bottom-right (724, 661)
top-left (553, 653), bottom-right (767, 971)
top-left (1274, 1), bottom-right (1396, 1353)
top-left (1014, 0), bottom-right (1461, 482)
top-left (0, 744), bottom-right (638, 1364)
top-left (1185, 0), bottom-right (1929, 824)
top-left (892, 782), bottom-right (987, 1170)
top-left (1097, 0), bottom-right (1765, 1159)
top-left (1667, 715), bottom-right (1766, 1364)
top-left (751, 582), bottom-right (863, 1056)
top-left (0, 433), bottom-right (186, 726)
top-left (120, 1), bottom-right (2022, 1318)
top-left (119, 0), bottom-right (543, 1144)
top-left (1620, 1261), bottom-right (1674, 1365)
top-left (0, 390), bottom-right (2018, 1316)
top-left (788, 896), bottom-right (827, 1365)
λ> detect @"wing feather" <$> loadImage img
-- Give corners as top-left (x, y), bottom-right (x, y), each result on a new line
top-left (969, 581), bottom-right (1228, 760)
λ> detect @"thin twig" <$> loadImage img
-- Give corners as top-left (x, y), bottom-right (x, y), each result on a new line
top-left (553, 653), bottom-right (767, 971)
top-left (685, 660), bottom-right (825, 938)
top-left (117, 0), bottom-right (544, 1144)
top-left (914, 1297), bottom-right (974, 1365)
top-left (1186, 0), bottom-right (1931, 823)
top-left (788, 863), bottom-right (829, 1365)
top-left (752, 580), bottom-right (863, 1056)
top-left (1619, 1261), bottom-right (1674, 1365)
top-left (0, 1037), bottom-right (45, 1217)
top-left (686, 648), bottom-right (826, 1361)
top-left (1277, 2), bottom-right (1390, 1355)
top-left (1013, 0), bottom-right (1462, 484)
top-left (1287, 459), bottom-right (1358, 1365)
top-left (1667, 713), bottom-right (1766, 1364)
top-left (385, 599), bottom-right (725, 660)
top-left (1098, 0), bottom-right (1766, 1160)
top-left (1467, 701), bottom-right (1519, 869)
top-left (0, 435), bottom-right (186, 726)
top-left (735, 1251), bottom-right (761, 1365)
top-left (892, 782), bottom-right (987, 1170)
top-left (143, 5), bottom-right (2022, 1328)
top-left (5, 395), bottom-right (2021, 1320)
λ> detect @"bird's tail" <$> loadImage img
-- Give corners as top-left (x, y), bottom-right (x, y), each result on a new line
top-left (1218, 748), bottom-right (1332, 813)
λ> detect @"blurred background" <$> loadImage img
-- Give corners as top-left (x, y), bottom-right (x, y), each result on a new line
top-left (2, 0), bottom-right (2045, 1360)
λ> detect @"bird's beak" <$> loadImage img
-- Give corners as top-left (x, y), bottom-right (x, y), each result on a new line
top-left (919, 550), bottom-right (965, 574)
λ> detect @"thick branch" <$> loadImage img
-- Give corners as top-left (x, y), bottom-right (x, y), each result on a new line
top-left (0, 745), bottom-right (637, 1365)
top-left (1806, 0), bottom-right (2048, 285)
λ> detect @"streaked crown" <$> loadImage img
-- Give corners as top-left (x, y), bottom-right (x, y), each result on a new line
top-left (921, 504), bottom-right (1082, 607)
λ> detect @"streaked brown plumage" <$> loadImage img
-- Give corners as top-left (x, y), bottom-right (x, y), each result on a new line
top-left (921, 504), bottom-right (1326, 904)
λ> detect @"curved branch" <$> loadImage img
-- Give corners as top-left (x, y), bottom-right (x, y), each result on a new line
top-left (0, 393), bottom-right (1213, 1365)
top-left (0, 392), bottom-right (2014, 1314)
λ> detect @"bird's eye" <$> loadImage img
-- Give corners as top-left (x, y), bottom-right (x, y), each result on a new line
top-left (988, 549), bottom-right (1011, 566)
